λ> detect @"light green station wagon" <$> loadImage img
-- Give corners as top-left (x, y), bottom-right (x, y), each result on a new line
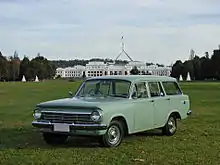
top-left (32, 75), bottom-right (192, 147)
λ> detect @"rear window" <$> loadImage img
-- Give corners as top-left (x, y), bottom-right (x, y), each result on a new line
top-left (162, 81), bottom-right (182, 95)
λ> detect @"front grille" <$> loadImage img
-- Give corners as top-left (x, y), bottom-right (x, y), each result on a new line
top-left (41, 112), bottom-right (93, 124)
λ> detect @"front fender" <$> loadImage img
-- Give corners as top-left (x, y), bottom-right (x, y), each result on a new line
top-left (108, 113), bottom-right (127, 124)
top-left (107, 113), bottom-right (132, 134)
top-left (99, 102), bottom-right (135, 134)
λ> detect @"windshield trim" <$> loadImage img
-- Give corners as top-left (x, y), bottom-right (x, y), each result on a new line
top-left (74, 78), bottom-right (132, 98)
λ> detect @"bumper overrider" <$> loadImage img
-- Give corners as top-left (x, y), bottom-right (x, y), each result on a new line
top-left (32, 120), bottom-right (107, 131)
top-left (187, 109), bottom-right (192, 116)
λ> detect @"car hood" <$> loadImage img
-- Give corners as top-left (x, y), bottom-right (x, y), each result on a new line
top-left (36, 96), bottom-right (128, 110)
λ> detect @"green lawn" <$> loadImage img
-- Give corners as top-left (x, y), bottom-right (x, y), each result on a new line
top-left (0, 80), bottom-right (220, 165)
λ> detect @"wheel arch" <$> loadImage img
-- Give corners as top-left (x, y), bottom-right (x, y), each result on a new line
top-left (110, 115), bottom-right (129, 136)
top-left (167, 110), bottom-right (182, 120)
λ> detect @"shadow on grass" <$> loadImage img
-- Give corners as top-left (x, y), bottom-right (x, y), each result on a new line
top-left (0, 127), bottom-right (164, 149)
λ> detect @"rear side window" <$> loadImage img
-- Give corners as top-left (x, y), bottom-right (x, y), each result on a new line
top-left (162, 81), bottom-right (182, 95)
top-left (148, 82), bottom-right (165, 97)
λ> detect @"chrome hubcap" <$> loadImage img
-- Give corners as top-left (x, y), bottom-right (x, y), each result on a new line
top-left (107, 125), bottom-right (120, 145)
top-left (168, 117), bottom-right (176, 133)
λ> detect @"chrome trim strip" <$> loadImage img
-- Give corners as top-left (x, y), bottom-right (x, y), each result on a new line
top-left (32, 121), bottom-right (107, 130)
top-left (41, 110), bottom-right (91, 115)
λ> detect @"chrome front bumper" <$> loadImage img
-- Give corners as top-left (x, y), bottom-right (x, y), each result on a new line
top-left (32, 120), bottom-right (107, 130)
top-left (187, 109), bottom-right (192, 116)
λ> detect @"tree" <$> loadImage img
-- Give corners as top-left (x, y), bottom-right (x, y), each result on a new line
top-left (211, 49), bottom-right (220, 80)
top-left (30, 55), bottom-right (55, 80)
top-left (192, 56), bottom-right (202, 80)
top-left (182, 60), bottom-right (194, 80)
top-left (19, 56), bottom-right (31, 81)
top-left (170, 60), bottom-right (184, 79)
top-left (0, 52), bottom-right (9, 81)
top-left (13, 51), bottom-right (19, 60)
top-left (130, 66), bottom-right (139, 75)
top-left (205, 52), bottom-right (209, 59)
top-left (7, 52), bottom-right (20, 81)
top-left (82, 71), bottom-right (86, 79)
top-left (200, 57), bottom-right (214, 80)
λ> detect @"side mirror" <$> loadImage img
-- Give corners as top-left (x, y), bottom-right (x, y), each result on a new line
top-left (68, 91), bottom-right (73, 97)
top-left (160, 92), bottom-right (164, 96)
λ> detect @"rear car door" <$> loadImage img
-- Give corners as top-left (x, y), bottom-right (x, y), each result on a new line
top-left (148, 81), bottom-right (170, 128)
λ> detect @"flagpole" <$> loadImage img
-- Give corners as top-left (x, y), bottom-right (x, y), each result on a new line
top-left (121, 35), bottom-right (124, 51)
top-left (115, 35), bottom-right (133, 61)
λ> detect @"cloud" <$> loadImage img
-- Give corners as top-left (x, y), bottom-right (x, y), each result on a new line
top-left (0, 0), bottom-right (220, 65)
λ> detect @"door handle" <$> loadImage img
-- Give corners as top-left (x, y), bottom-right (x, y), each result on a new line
top-left (181, 100), bottom-right (186, 104)
top-left (166, 98), bottom-right (170, 100)
top-left (149, 100), bottom-right (155, 102)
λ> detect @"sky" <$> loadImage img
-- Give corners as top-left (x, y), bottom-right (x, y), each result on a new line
top-left (1, 0), bottom-right (220, 65)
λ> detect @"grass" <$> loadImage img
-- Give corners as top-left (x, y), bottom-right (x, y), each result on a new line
top-left (0, 80), bottom-right (220, 165)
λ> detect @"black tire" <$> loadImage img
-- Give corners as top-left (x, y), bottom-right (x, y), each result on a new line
top-left (43, 133), bottom-right (68, 145)
top-left (100, 120), bottom-right (124, 147)
top-left (162, 115), bottom-right (177, 136)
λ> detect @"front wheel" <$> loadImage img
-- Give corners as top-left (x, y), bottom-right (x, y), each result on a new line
top-left (162, 115), bottom-right (177, 136)
top-left (100, 120), bottom-right (124, 147)
top-left (43, 133), bottom-right (68, 145)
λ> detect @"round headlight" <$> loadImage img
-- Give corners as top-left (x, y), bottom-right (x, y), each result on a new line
top-left (33, 109), bottom-right (41, 119)
top-left (90, 110), bottom-right (102, 121)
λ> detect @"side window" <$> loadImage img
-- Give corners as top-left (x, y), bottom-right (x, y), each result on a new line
top-left (115, 81), bottom-right (130, 96)
top-left (162, 81), bottom-right (182, 95)
top-left (132, 82), bottom-right (148, 98)
top-left (99, 81), bottom-right (111, 95)
top-left (148, 82), bottom-right (165, 97)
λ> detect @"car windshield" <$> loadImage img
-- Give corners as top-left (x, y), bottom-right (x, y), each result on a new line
top-left (76, 79), bottom-right (131, 98)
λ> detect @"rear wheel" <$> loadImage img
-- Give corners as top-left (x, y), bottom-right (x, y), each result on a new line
top-left (43, 133), bottom-right (68, 145)
top-left (162, 115), bottom-right (177, 136)
top-left (100, 120), bottom-right (124, 147)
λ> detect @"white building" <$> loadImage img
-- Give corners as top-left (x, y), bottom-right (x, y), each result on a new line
top-left (56, 65), bottom-right (86, 78)
top-left (147, 65), bottom-right (171, 76)
top-left (85, 61), bottom-right (107, 77)
top-left (55, 61), bottom-right (171, 78)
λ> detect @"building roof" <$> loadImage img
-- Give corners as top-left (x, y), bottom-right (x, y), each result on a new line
top-left (86, 75), bottom-right (176, 82)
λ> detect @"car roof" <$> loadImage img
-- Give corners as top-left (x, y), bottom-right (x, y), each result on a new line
top-left (86, 75), bottom-right (177, 82)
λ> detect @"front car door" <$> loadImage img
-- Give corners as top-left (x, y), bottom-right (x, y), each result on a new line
top-left (147, 81), bottom-right (170, 128)
top-left (130, 81), bottom-right (154, 133)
